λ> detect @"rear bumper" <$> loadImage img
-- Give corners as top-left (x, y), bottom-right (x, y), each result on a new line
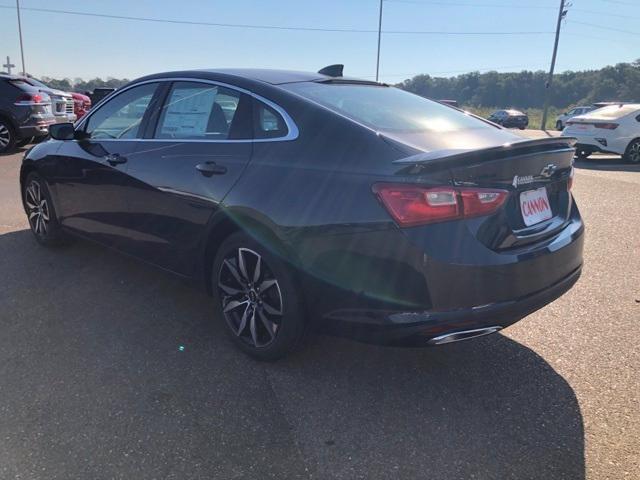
top-left (18, 120), bottom-right (54, 139)
top-left (566, 134), bottom-right (626, 155)
top-left (322, 264), bottom-right (582, 346)
top-left (306, 203), bottom-right (584, 346)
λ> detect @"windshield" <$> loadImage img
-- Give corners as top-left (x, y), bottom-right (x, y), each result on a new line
top-left (587, 104), bottom-right (640, 119)
top-left (284, 82), bottom-right (494, 133)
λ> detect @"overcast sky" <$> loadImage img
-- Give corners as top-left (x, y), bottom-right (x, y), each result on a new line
top-left (0, 0), bottom-right (637, 82)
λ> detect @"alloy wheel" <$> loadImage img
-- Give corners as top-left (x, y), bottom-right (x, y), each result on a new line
top-left (25, 181), bottom-right (50, 236)
top-left (218, 247), bottom-right (283, 348)
top-left (628, 141), bottom-right (640, 164)
top-left (0, 123), bottom-right (10, 149)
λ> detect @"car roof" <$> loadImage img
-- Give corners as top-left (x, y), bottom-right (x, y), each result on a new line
top-left (506, 109), bottom-right (524, 115)
top-left (134, 68), bottom-right (378, 88)
top-left (0, 73), bottom-right (28, 82)
top-left (197, 68), bottom-right (329, 85)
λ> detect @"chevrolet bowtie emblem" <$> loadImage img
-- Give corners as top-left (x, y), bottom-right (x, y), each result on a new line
top-left (512, 164), bottom-right (558, 187)
top-left (540, 163), bottom-right (557, 178)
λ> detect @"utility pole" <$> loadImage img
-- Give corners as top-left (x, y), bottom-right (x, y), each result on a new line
top-left (375, 0), bottom-right (383, 82)
top-left (16, 0), bottom-right (26, 75)
top-left (541, 0), bottom-right (567, 131)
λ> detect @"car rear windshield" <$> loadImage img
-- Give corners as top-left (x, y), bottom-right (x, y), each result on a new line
top-left (284, 82), bottom-right (494, 133)
top-left (8, 79), bottom-right (32, 90)
top-left (588, 104), bottom-right (640, 119)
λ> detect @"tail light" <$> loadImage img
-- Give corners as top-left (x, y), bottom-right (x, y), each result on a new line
top-left (568, 167), bottom-right (574, 191)
top-left (373, 184), bottom-right (508, 227)
top-left (15, 92), bottom-right (44, 104)
top-left (594, 122), bottom-right (618, 130)
top-left (565, 121), bottom-right (618, 130)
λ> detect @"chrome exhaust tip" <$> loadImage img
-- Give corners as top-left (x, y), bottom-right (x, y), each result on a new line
top-left (427, 326), bottom-right (502, 346)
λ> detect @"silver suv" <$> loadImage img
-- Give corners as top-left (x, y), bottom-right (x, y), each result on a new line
top-left (0, 74), bottom-right (56, 153)
top-left (24, 77), bottom-right (77, 124)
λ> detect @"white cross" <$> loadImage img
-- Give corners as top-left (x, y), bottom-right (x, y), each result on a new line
top-left (2, 56), bottom-right (15, 75)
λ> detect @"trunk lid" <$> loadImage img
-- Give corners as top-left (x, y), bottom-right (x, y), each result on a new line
top-left (392, 137), bottom-right (576, 250)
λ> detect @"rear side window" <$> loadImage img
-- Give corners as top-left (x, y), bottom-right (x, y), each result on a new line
top-left (155, 82), bottom-right (250, 140)
top-left (254, 101), bottom-right (288, 139)
top-left (286, 83), bottom-right (494, 133)
top-left (85, 83), bottom-right (158, 139)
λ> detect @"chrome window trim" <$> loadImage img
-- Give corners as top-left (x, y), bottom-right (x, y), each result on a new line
top-left (75, 77), bottom-right (299, 143)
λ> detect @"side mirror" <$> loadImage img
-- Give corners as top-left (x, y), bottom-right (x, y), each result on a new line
top-left (49, 123), bottom-right (76, 140)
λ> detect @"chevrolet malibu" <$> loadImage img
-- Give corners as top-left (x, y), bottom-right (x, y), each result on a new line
top-left (20, 68), bottom-right (584, 360)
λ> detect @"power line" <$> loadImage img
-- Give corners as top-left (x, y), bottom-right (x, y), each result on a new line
top-left (600, 0), bottom-right (638, 5)
top-left (385, 29), bottom-right (553, 35)
top-left (386, 0), bottom-right (556, 8)
top-left (568, 20), bottom-right (640, 37)
top-left (0, 4), bottom-right (554, 36)
top-left (572, 8), bottom-right (640, 21)
top-left (387, 0), bottom-right (640, 21)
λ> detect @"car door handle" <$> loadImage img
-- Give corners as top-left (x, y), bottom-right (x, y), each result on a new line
top-left (195, 161), bottom-right (227, 177)
top-left (104, 153), bottom-right (127, 166)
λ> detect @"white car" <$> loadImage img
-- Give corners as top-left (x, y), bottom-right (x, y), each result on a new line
top-left (555, 106), bottom-right (594, 130)
top-left (561, 104), bottom-right (640, 163)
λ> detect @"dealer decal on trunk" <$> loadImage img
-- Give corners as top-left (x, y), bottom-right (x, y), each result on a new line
top-left (520, 187), bottom-right (553, 226)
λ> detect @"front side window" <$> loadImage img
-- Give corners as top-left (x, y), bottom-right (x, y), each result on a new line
top-left (284, 82), bottom-right (496, 133)
top-left (155, 82), bottom-right (245, 140)
top-left (85, 83), bottom-right (158, 139)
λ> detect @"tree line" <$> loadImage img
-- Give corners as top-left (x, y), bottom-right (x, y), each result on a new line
top-left (398, 60), bottom-right (640, 109)
top-left (36, 60), bottom-right (640, 109)
top-left (39, 76), bottom-right (130, 95)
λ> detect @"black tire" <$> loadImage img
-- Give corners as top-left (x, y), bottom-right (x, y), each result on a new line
top-left (556, 121), bottom-right (563, 131)
top-left (212, 231), bottom-right (306, 361)
top-left (23, 172), bottom-right (68, 246)
top-left (0, 119), bottom-right (16, 154)
top-left (623, 139), bottom-right (640, 164)
top-left (15, 136), bottom-right (33, 148)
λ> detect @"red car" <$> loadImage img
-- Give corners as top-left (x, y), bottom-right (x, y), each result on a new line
top-left (70, 92), bottom-right (91, 119)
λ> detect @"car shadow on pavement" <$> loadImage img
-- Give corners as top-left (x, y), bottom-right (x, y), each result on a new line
top-left (574, 156), bottom-right (640, 172)
top-left (0, 146), bottom-right (29, 158)
top-left (0, 229), bottom-right (584, 480)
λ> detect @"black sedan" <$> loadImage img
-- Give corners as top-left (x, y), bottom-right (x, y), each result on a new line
top-left (20, 68), bottom-right (583, 360)
top-left (488, 109), bottom-right (529, 129)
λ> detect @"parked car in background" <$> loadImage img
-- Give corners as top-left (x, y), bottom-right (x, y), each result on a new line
top-left (20, 68), bottom-right (583, 359)
top-left (71, 92), bottom-right (91, 120)
top-left (562, 103), bottom-right (640, 163)
top-left (555, 106), bottom-right (594, 130)
top-left (24, 77), bottom-right (76, 124)
top-left (488, 109), bottom-right (529, 129)
top-left (88, 87), bottom-right (116, 105)
top-left (0, 74), bottom-right (55, 153)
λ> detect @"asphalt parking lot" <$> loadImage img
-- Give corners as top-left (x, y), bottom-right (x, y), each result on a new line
top-left (0, 139), bottom-right (638, 479)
